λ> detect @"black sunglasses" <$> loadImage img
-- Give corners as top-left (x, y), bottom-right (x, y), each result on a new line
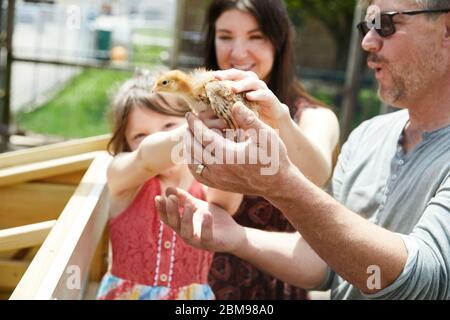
top-left (357, 8), bottom-right (450, 38)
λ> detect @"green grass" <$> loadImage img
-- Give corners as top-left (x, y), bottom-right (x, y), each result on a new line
top-left (133, 44), bottom-right (168, 66)
top-left (134, 28), bottom-right (173, 38)
top-left (132, 28), bottom-right (171, 66)
top-left (15, 69), bottom-right (132, 139)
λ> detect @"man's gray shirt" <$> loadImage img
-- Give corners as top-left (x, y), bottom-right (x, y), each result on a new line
top-left (318, 109), bottom-right (450, 299)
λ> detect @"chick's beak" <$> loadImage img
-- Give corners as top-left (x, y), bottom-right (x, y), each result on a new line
top-left (151, 83), bottom-right (158, 94)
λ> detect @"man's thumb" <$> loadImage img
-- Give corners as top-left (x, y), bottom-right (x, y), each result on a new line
top-left (232, 102), bottom-right (264, 130)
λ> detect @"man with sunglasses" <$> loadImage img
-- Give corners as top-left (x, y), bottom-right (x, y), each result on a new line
top-left (155, 0), bottom-right (450, 299)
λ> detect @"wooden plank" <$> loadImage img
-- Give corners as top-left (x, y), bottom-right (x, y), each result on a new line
top-left (0, 182), bottom-right (76, 229)
top-left (0, 247), bottom-right (42, 262)
top-left (0, 260), bottom-right (30, 291)
top-left (83, 282), bottom-right (100, 300)
top-left (0, 220), bottom-right (56, 252)
top-left (10, 152), bottom-right (112, 300)
top-left (89, 228), bottom-right (109, 283)
top-left (0, 291), bottom-right (12, 300)
top-left (0, 151), bottom-right (100, 188)
top-left (23, 246), bottom-right (40, 262)
top-left (0, 134), bottom-right (110, 170)
top-left (0, 249), bottom-right (20, 260)
top-left (38, 170), bottom-right (86, 185)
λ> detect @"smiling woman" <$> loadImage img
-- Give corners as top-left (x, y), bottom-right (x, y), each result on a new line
top-left (214, 9), bottom-right (275, 82)
top-left (204, 0), bottom-right (324, 113)
top-left (201, 0), bottom-right (340, 300)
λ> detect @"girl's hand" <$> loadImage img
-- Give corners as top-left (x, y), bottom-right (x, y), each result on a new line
top-left (214, 69), bottom-right (290, 129)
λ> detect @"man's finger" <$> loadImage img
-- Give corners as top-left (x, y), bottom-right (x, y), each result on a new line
top-left (203, 119), bottom-right (228, 131)
top-left (186, 113), bottom-right (229, 158)
top-left (155, 196), bottom-right (168, 225)
top-left (198, 110), bottom-right (227, 130)
top-left (166, 187), bottom-right (199, 209)
top-left (232, 102), bottom-right (271, 132)
top-left (180, 203), bottom-right (195, 241)
top-left (184, 127), bottom-right (207, 165)
top-left (166, 195), bottom-right (181, 232)
top-left (200, 213), bottom-right (214, 246)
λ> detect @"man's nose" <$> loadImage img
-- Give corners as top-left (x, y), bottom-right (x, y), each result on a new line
top-left (361, 29), bottom-right (383, 53)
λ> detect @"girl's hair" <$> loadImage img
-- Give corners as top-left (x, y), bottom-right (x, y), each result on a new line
top-left (107, 71), bottom-right (186, 155)
top-left (203, 0), bottom-right (325, 116)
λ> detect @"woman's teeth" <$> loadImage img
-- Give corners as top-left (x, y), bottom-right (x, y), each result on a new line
top-left (232, 64), bottom-right (254, 71)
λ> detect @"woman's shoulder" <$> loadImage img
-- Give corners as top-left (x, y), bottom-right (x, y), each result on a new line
top-left (293, 97), bottom-right (334, 123)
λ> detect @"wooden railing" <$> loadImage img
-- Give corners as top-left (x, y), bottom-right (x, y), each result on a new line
top-left (9, 152), bottom-right (112, 299)
top-left (0, 135), bottom-right (112, 299)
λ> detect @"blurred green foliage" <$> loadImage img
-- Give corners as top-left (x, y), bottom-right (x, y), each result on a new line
top-left (285, 0), bottom-right (357, 69)
top-left (15, 69), bottom-right (132, 138)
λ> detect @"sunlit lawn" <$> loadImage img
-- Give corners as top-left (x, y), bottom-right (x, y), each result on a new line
top-left (15, 69), bottom-right (132, 138)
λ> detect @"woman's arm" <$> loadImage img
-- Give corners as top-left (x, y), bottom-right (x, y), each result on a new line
top-left (275, 106), bottom-right (340, 186)
top-left (215, 69), bottom-right (340, 187)
top-left (107, 124), bottom-right (186, 198)
top-left (206, 188), bottom-right (243, 215)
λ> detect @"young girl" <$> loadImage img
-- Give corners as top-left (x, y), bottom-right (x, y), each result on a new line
top-left (96, 73), bottom-right (242, 300)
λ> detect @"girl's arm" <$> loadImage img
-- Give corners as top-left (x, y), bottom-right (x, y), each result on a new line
top-left (107, 124), bottom-right (186, 198)
top-left (206, 188), bottom-right (243, 215)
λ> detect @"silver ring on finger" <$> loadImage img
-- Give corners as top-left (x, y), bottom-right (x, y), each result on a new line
top-left (195, 164), bottom-right (206, 176)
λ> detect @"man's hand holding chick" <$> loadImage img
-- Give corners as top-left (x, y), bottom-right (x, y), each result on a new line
top-left (184, 102), bottom-right (294, 196)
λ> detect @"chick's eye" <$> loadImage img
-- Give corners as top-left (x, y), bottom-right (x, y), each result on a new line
top-left (162, 80), bottom-right (169, 86)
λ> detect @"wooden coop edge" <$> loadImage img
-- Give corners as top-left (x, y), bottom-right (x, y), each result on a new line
top-left (0, 134), bottom-right (111, 170)
top-left (9, 152), bottom-right (112, 300)
top-left (0, 151), bottom-right (102, 188)
top-left (0, 220), bottom-right (56, 252)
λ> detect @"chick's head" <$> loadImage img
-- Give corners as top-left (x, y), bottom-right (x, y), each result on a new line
top-left (152, 70), bottom-right (191, 96)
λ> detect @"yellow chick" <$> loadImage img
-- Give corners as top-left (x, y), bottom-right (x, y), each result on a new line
top-left (152, 69), bottom-right (259, 130)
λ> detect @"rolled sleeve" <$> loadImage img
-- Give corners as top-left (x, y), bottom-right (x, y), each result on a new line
top-left (311, 266), bottom-right (336, 292)
top-left (364, 177), bottom-right (450, 300)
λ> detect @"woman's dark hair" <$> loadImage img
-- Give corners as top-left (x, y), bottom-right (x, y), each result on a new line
top-left (203, 0), bottom-right (325, 116)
